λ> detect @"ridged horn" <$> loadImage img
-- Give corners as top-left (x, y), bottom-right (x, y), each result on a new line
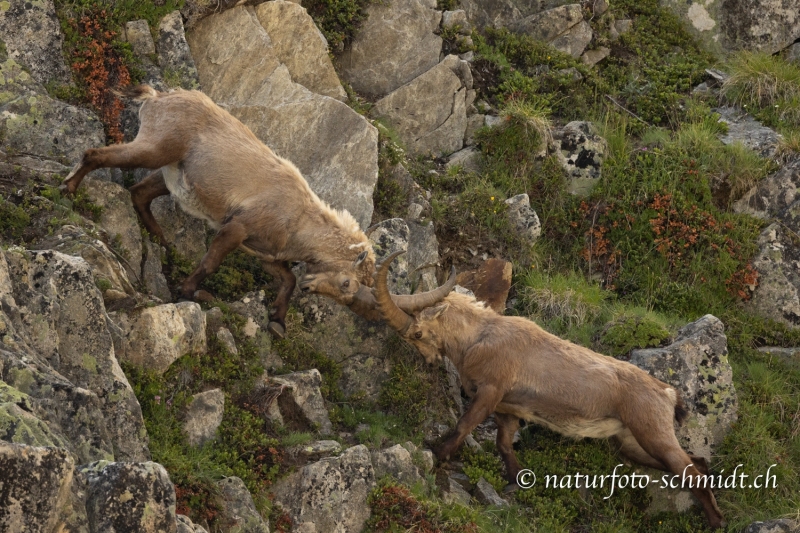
top-left (390, 265), bottom-right (457, 313)
top-left (374, 251), bottom-right (414, 334)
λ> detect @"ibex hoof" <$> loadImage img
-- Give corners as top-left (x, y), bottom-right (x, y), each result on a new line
top-left (193, 290), bottom-right (215, 303)
top-left (268, 321), bottom-right (285, 339)
top-left (58, 183), bottom-right (72, 195)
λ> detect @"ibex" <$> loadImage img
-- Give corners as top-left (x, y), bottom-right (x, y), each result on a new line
top-left (374, 251), bottom-right (726, 529)
top-left (60, 85), bottom-right (375, 338)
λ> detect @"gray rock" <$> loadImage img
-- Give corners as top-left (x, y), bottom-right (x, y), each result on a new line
top-left (459, 0), bottom-right (522, 29)
top-left (255, 1), bottom-right (345, 100)
top-left (149, 194), bottom-right (209, 263)
top-left (158, 11), bottom-right (200, 90)
top-left (142, 240), bottom-right (172, 302)
top-left (442, 475), bottom-right (472, 506)
top-left (504, 194), bottom-right (542, 244)
top-left (611, 19), bottom-right (633, 39)
top-left (82, 461), bottom-right (177, 533)
top-left (442, 10), bottom-right (472, 34)
top-left (216, 476), bottom-right (270, 533)
top-left (272, 444), bottom-right (375, 533)
top-left (716, 106), bottom-right (781, 159)
top-left (789, 43), bottom-right (800, 65)
top-left (184, 389), bottom-right (225, 447)
top-left (271, 369), bottom-right (333, 435)
top-left (177, 514), bottom-right (210, 533)
top-left (734, 157), bottom-right (800, 219)
top-left (188, 5), bottom-right (377, 229)
top-left (217, 327), bottom-right (238, 355)
top-left (337, 0), bottom-right (442, 97)
top-left (0, 442), bottom-right (74, 533)
top-left (582, 46), bottom-right (610, 66)
top-left (550, 19), bottom-right (593, 57)
top-left (0, 0), bottom-right (72, 85)
top-left (757, 346), bottom-right (800, 362)
top-left (630, 315), bottom-right (737, 460)
top-left (744, 519), bottom-right (800, 533)
top-left (746, 223), bottom-right (800, 326)
top-left (446, 147), bottom-right (482, 173)
top-left (464, 114), bottom-right (486, 146)
top-left (474, 478), bottom-right (508, 506)
top-left (371, 444), bottom-right (423, 485)
top-left (1, 248), bottom-right (148, 461)
top-left (552, 121), bottom-right (608, 195)
top-left (126, 20), bottom-right (156, 57)
top-left (122, 302), bottom-right (207, 374)
top-left (407, 220), bottom-right (441, 292)
top-left (512, 4), bottom-right (585, 44)
top-left (368, 219), bottom-right (412, 293)
top-left (287, 439), bottom-right (342, 459)
top-left (373, 56), bottom-right (468, 156)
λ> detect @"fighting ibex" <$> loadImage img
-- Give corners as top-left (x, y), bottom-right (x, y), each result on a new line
top-left (374, 251), bottom-right (726, 529)
top-left (61, 85), bottom-right (375, 338)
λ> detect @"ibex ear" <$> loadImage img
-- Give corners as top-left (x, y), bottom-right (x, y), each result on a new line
top-left (353, 250), bottom-right (369, 267)
top-left (423, 303), bottom-right (449, 321)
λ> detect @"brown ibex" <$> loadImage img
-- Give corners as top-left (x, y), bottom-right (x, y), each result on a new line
top-left (60, 85), bottom-right (375, 338)
top-left (374, 251), bottom-right (726, 529)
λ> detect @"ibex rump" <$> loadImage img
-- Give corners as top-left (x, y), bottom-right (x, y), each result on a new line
top-left (374, 252), bottom-right (726, 529)
top-left (61, 85), bottom-right (375, 338)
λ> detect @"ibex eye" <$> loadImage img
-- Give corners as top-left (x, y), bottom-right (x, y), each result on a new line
top-left (342, 280), bottom-right (350, 288)
top-left (414, 331), bottom-right (422, 339)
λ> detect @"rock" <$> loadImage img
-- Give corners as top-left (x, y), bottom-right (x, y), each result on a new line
top-left (716, 106), bottom-right (781, 159)
top-left (459, 0), bottom-right (522, 29)
top-left (746, 223), bottom-right (800, 326)
top-left (216, 327), bottom-right (238, 355)
top-left (512, 5), bottom-right (586, 48)
top-left (369, 219), bottom-right (412, 293)
top-left (337, 0), bottom-right (442, 97)
top-left (474, 478), bottom-right (507, 506)
top-left (272, 444), bottom-right (375, 533)
top-left (177, 514), bottom-right (210, 533)
top-left (0, 0), bottom-right (72, 85)
top-left (660, 0), bottom-right (800, 55)
top-left (187, 5), bottom-right (378, 229)
top-left (2, 248), bottom-right (148, 461)
top-left (126, 20), bottom-right (156, 57)
top-left (0, 442), bottom-right (74, 533)
top-left (504, 194), bottom-right (542, 245)
top-left (442, 10), bottom-right (472, 34)
top-left (184, 389), bottom-right (225, 447)
top-left (158, 11), bottom-right (200, 90)
top-left (216, 476), bottom-right (269, 533)
top-left (446, 147), bottom-right (482, 173)
top-left (373, 56), bottom-right (468, 156)
top-left (455, 258), bottom-right (513, 313)
top-left (630, 315), bottom-right (737, 460)
top-left (551, 121), bottom-right (608, 195)
top-left (733, 158), bottom-right (800, 219)
top-left (744, 519), bottom-right (800, 533)
top-left (142, 240), bottom-right (172, 302)
top-left (442, 475), bottom-right (472, 505)
top-left (611, 19), bottom-right (633, 39)
top-left (464, 114), bottom-right (486, 146)
top-left (287, 440), bottom-right (343, 459)
top-left (0, 400), bottom-right (69, 448)
top-left (83, 178), bottom-right (144, 283)
top-left (757, 346), bottom-right (800, 362)
top-left (582, 46), bottom-right (610, 66)
top-left (0, 58), bottom-right (106, 172)
top-left (550, 19), bottom-right (593, 57)
top-left (82, 461), bottom-right (177, 533)
top-left (271, 369), bottom-right (333, 435)
top-left (789, 43), bottom-right (800, 64)
top-left (255, 1), bottom-right (346, 100)
top-left (371, 444), bottom-right (423, 485)
top-left (149, 194), bottom-right (209, 263)
top-left (122, 302), bottom-right (207, 374)
top-left (407, 220), bottom-right (440, 292)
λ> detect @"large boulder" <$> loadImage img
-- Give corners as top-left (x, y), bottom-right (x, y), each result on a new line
top-left (187, 5), bottom-right (377, 229)
top-left (630, 315), bottom-right (738, 460)
top-left (0, 0), bottom-right (72, 85)
top-left (551, 121), bottom-right (608, 195)
top-left (746, 223), bottom-right (800, 326)
top-left (158, 11), bottom-right (200, 90)
top-left (734, 157), bottom-right (800, 219)
top-left (183, 389), bottom-right (225, 447)
top-left (337, 0), bottom-right (442, 97)
top-left (511, 4), bottom-right (592, 57)
top-left (661, 0), bottom-right (800, 55)
top-left (373, 55), bottom-right (469, 156)
top-left (271, 369), bottom-right (333, 435)
top-left (215, 476), bottom-right (270, 533)
top-left (272, 444), bottom-right (376, 533)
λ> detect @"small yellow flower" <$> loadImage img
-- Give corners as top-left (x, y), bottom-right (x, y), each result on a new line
top-left (490, 196), bottom-right (495, 201)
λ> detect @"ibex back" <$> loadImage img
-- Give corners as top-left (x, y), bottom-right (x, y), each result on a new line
top-left (61, 85), bottom-right (375, 338)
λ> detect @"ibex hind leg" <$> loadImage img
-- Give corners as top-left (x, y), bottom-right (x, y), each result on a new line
top-left (61, 140), bottom-right (181, 194)
top-left (180, 221), bottom-right (248, 301)
top-left (130, 169), bottom-right (171, 246)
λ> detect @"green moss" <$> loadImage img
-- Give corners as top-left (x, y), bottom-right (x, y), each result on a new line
top-left (599, 315), bottom-right (671, 358)
top-left (304, 0), bottom-right (374, 53)
top-left (0, 198), bottom-right (31, 240)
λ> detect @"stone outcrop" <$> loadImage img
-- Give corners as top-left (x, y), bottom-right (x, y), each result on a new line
top-left (184, 389), bottom-right (225, 447)
top-left (504, 194), bottom-right (542, 245)
top-left (371, 444), bottom-right (423, 485)
top-left (511, 5), bottom-right (592, 58)
top-left (551, 121), bottom-right (608, 195)
top-left (630, 315), bottom-right (737, 460)
top-left (716, 106), bottom-right (781, 159)
top-left (271, 369), bottom-right (333, 435)
top-left (216, 476), bottom-right (270, 533)
top-left (187, 5), bottom-right (378, 229)
top-left (337, 0), bottom-right (442, 97)
top-left (158, 11), bottom-right (201, 90)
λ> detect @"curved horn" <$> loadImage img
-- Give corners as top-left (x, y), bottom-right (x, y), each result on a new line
top-left (390, 265), bottom-right (457, 313)
top-left (374, 251), bottom-right (414, 334)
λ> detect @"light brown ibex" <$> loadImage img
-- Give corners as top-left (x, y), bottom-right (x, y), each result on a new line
top-left (374, 251), bottom-right (726, 529)
top-left (61, 85), bottom-right (375, 338)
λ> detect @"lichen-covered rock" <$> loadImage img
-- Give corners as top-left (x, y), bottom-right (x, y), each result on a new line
top-left (550, 19), bottom-right (592, 57)
top-left (82, 461), bottom-right (177, 533)
top-left (122, 302), bottom-right (207, 374)
top-left (0, 442), bottom-right (74, 533)
top-left (746, 223), bottom-right (800, 326)
top-left (368, 219), bottom-right (412, 294)
top-left (149, 185), bottom-right (210, 264)
top-left (511, 5), bottom-right (587, 51)
top-left (446, 147), bottom-right (482, 174)
top-left (371, 444), bottom-right (423, 485)
top-left (744, 519), bottom-right (800, 533)
top-left (158, 11), bottom-right (200, 90)
top-left (337, 0), bottom-right (442, 97)
top-left (272, 444), bottom-right (375, 533)
top-left (177, 514), bottom-right (210, 533)
top-left (184, 389), bottom-right (225, 447)
top-left (287, 439), bottom-right (342, 460)
top-left (716, 106), bottom-right (781, 159)
top-left (455, 258), bottom-right (513, 314)
top-left (407, 220), bottom-right (441, 292)
top-left (0, 399), bottom-right (69, 448)
top-left (216, 327), bottom-right (238, 355)
top-left (551, 121), bottom-right (608, 195)
top-left (142, 240), bottom-right (172, 302)
top-left (216, 476), bottom-right (270, 533)
top-left (459, 0), bottom-right (522, 29)
top-left (255, 1), bottom-right (345, 100)
top-left (373, 56), bottom-right (468, 156)
top-left (271, 369), bottom-right (332, 435)
top-left (474, 478), bottom-right (507, 507)
top-left (1, 248), bottom-right (148, 461)
top-left (504, 194), bottom-right (542, 244)
top-left (734, 156), bottom-right (800, 219)
top-left (125, 20), bottom-right (156, 57)
top-left (187, 5), bottom-right (378, 229)
top-left (0, 0), bottom-right (72, 85)
top-left (630, 315), bottom-right (737, 460)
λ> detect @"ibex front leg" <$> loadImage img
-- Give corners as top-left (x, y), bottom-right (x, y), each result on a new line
top-left (435, 384), bottom-right (502, 462)
top-left (260, 260), bottom-right (296, 339)
top-left (129, 169), bottom-right (170, 246)
top-left (181, 221), bottom-right (248, 301)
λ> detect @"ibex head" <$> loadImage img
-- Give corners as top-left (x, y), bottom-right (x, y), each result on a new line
top-left (298, 249), bottom-right (374, 304)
